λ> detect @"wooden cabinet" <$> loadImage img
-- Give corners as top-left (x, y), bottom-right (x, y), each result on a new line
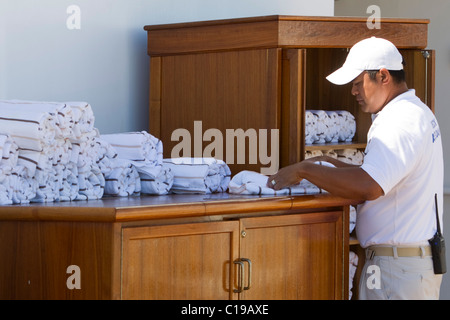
top-left (121, 209), bottom-right (345, 300)
top-left (0, 193), bottom-right (353, 300)
top-left (144, 15), bottom-right (433, 174)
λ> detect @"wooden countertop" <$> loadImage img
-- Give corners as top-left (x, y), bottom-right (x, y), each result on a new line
top-left (0, 193), bottom-right (357, 222)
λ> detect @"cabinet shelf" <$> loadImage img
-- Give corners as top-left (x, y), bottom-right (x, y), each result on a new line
top-left (305, 141), bottom-right (367, 151)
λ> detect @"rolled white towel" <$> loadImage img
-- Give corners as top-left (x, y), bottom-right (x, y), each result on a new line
top-left (349, 250), bottom-right (359, 299)
top-left (66, 101), bottom-right (95, 141)
top-left (95, 137), bottom-right (119, 177)
top-left (100, 131), bottom-right (162, 170)
top-left (336, 148), bottom-right (364, 165)
top-left (0, 99), bottom-right (75, 139)
top-left (76, 164), bottom-right (105, 200)
top-left (30, 167), bottom-right (57, 203)
top-left (305, 111), bottom-right (317, 145)
top-left (104, 159), bottom-right (141, 197)
top-left (310, 110), bottom-right (329, 144)
top-left (349, 205), bottom-right (357, 233)
top-left (304, 150), bottom-right (323, 160)
top-left (324, 111), bottom-right (339, 143)
top-left (0, 134), bottom-right (19, 168)
top-left (57, 162), bottom-right (79, 201)
top-left (8, 166), bottom-right (37, 204)
top-left (336, 110), bottom-right (356, 142)
top-left (163, 157), bottom-right (231, 194)
top-left (140, 165), bottom-right (174, 195)
top-left (228, 161), bottom-right (334, 195)
top-left (0, 102), bottom-right (57, 152)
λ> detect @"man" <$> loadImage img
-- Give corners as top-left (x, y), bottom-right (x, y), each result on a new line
top-left (268, 37), bottom-right (444, 299)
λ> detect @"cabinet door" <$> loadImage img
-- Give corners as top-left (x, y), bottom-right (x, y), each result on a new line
top-left (121, 221), bottom-right (240, 300)
top-left (239, 211), bottom-right (346, 300)
top-left (400, 49), bottom-right (435, 111)
top-left (153, 48), bottom-right (282, 175)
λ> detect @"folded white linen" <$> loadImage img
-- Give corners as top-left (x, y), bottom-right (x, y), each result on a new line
top-left (140, 165), bottom-right (174, 195)
top-left (304, 150), bottom-right (323, 160)
top-left (349, 205), bottom-right (357, 233)
top-left (349, 250), bottom-right (359, 299)
top-left (76, 164), bottom-right (105, 200)
top-left (0, 99), bottom-right (75, 139)
top-left (65, 101), bottom-right (95, 141)
top-left (305, 109), bottom-right (356, 144)
top-left (305, 111), bottom-right (317, 145)
top-left (324, 111), bottom-right (339, 143)
top-left (95, 137), bottom-right (119, 177)
top-left (8, 166), bottom-right (37, 204)
top-left (57, 162), bottom-right (79, 201)
top-left (104, 159), bottom-right (141, 197)
top-left (0, 183), bottom-right (11, 205)
top-left (336, 148), bottom-right (364, 165)
top-left (100, 131), bottom-right (162, 171)
top-left (31, 167), bottom-right (58, 203)
top-left (0, 101), bottom-right (57, 152)
top-left (228, 161), bottom-right (334, 195)
top-left (163, 157), bottom-right (231, 194)
top-left (0, 134), bottom-right (19, 168)
top-left (309, 110), bottom-right (329, 144)
top-left (336, 110), bottom-right (356, 142)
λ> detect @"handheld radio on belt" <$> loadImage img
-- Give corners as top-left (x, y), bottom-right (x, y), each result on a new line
top-left (428, 193), bottom-right (446, 274)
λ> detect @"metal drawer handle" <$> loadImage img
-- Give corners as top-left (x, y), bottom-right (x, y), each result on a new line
top-left (240, 258), bottom-right (252, 290)
top-left (233, 260), bottom-right (244, 293)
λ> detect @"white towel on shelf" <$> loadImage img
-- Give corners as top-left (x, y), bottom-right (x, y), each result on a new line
top-left (349, 251), bottom-right (359, 300)
top-left (104, 159), bottom-right (141, 197)
top-left (304, 150), bottom-right (323, 160)
top-left (336, 110), bottom-right (356, 142)
top-left (349, 205), bottom-right (357, 233)
top-left (324, 111), bottom-right (339, 143)
top-left (163, 157), bottom-right (231, 194)
top-left (305, 110), bottom-right (317, 145)
top-left (309, 110), bottom-right (328, 144)
top-left (336, 148), bottom-right (364, 165)
top-left (228, 161), bottom-right (334, 195)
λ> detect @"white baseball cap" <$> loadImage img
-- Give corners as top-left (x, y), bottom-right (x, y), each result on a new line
top-left (326, 37), bottom-right (404, 85)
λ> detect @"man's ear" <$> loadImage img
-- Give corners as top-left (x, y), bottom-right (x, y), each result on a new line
top-left (379, 68), bottom-right (391, 84)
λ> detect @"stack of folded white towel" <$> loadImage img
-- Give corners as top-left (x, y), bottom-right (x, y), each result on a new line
top-left (0, 99), bottom-right (106, 202)
top-left (99, 131), bottom-right (173, 196)
top-left (305, 109), bottom-right (356, 144)
top-left (163, 157), bottom-right (231, 194)
top-left (0, 99), bottom-right (235, 203)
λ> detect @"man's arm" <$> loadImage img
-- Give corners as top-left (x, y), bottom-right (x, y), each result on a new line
top-left (267, 160), bottom-right (384, 201)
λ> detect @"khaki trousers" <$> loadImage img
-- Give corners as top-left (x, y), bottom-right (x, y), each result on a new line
top-left (359, 247), bottom-right (442, 300)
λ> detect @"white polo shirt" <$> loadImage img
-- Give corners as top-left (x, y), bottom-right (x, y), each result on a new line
top-left (356, 89), bottom-right (444, 248)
